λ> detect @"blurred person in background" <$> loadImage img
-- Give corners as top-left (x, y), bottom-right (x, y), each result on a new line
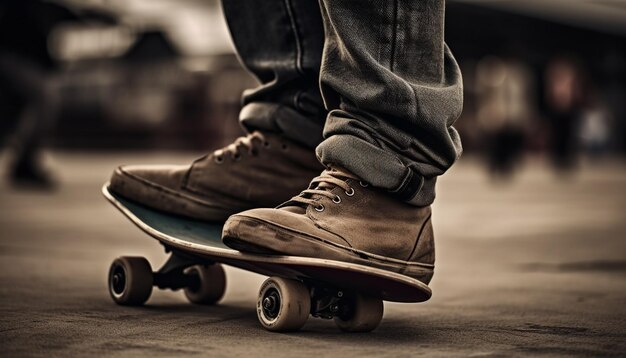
top-left (544, 57), bottom-right (585, 172)
top-left (108, 0), bottom-right (462, 286)
top-left (475, 56), bottom-right (534, 179)
top-left (0, 0), bottom-right (78, 189)
top-left (578, 87), bottom-right (613, 159)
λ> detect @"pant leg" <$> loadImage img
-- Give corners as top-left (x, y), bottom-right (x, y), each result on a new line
top-left (221, 0), bottom-right (326, 148)
top-left (316, 0), bottom-right (463, 206)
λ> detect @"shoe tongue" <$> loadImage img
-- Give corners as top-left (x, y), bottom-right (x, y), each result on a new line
top-left (279, 167), bottom-right (355, 213)
top-left (279, 189), bottom-right (319, 213)
top-left (327, 165), bottom-right (352, 176)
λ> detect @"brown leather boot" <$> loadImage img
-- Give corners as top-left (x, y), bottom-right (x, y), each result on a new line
top-left (222, 167), bottom-right (435, 284)
top-left (108, 131), bottom-right (322, 221)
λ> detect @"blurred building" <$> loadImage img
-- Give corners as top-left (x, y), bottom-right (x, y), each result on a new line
top-left (1, 0), bottom-right (624, 157)
top-left (447, 1), bottom-right (626, 157)
top-left (0, 0), bottom-right (255, 154)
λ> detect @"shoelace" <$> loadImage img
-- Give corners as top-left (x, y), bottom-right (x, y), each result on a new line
top-left (213, 131), bottom-right (267, 162)
top-left (289, 169), bottom-right (365, 210)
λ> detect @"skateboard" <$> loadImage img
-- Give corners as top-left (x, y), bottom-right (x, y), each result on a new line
top-left (103, 184), bottom-right (431, 332)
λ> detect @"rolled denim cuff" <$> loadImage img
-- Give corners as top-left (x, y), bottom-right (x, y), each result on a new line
top-left (239, 102), bottom-right (324, 149)
top-left (316, 134), bottom-right (436, 206)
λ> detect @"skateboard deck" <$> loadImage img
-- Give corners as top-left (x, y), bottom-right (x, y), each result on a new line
top-left (103, 185), bottom-right (431, 303)
top-left (103, 184), bottom-right (432, 332)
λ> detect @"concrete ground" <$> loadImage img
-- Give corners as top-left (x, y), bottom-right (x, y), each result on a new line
top-left (1, 152), bottom-right (625, 357)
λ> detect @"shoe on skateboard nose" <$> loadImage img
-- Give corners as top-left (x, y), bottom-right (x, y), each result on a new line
top-left (108, 131), bottom-right (322, 221)
top-left (223, 167), bottom-right (436, 285)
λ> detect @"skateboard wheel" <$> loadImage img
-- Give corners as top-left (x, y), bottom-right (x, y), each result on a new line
top-left (108, 256), bottom-right (153, 306)
top-left (334, 294), bottom-right (383, 332)
top-left (183, 264), bottom-right (226, 305)
top-left (257, 277), bottom-right (310, 332)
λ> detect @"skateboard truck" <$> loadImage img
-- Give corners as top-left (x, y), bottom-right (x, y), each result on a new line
top-left (152, 250), bottom-right (205, 291)
top-left (309, 285), bottom-right (352, 320)
top-left (255, 276), bottom-right (382, 332)
top-left (109, 252), bottom-right (383, 332)
top-left (108, 249), bottom-right (226, 307)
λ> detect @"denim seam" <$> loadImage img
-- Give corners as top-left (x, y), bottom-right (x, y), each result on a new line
top-left (284, 0), bottom-right (304, 76)
top-left (293, 90), bottom-right (303, 112)
top-left (389, 0), bottom-right (399, 72)
top-left (388, 167), bottom-right (412, 195)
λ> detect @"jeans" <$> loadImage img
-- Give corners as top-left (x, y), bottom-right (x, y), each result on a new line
top-left (222, 0), bottom-right (463, 206)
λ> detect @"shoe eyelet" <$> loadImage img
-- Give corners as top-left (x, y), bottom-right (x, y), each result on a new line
top-left (332, 195), bottom-right (341, 204)
top-left (251, 149), bottom-right (259, 156)
top-left (233, 153), bottom-right (241, 161)
top-left (281, 143), bottom-right (288, 151)
top-left (263, 141), bottom-right (271, 148)
top-left (214, 156), bottom-right (224, 164)
top-left (345, 187), bottom-right (355, 196)
top-left (315, 204), bottom-right (325, 212)
top-left (359, 181), bottom-right (369, 187)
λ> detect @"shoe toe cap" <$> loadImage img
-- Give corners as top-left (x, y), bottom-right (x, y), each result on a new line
top-left (227, 208), bottom-right (304, 230)
top-left (109, 164), bottom-right (187, 198)
top-left (223, 208), bottom-right (348, 254)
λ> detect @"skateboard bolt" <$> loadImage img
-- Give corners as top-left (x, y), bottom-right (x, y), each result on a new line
top-left (337, 291), bottom-right (343, 298)
top-left (263, 297), bottom-right (277, 310)
top-left (330, 304), bottom-right (339, 313)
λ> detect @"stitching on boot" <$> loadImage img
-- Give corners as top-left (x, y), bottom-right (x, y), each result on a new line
top-left (119, 167), bottom-right (226, 210)
top-left (406, 212), bottom-right (432, 261)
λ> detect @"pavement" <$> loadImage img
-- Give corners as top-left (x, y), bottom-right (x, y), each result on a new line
top-left (1, 152), bottom-right (625, 357)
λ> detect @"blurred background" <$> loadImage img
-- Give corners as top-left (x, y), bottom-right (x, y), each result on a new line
top-left (0, 1), bottom-right (625, 355)
top-left (0, 0), bottom-right (624, 181)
